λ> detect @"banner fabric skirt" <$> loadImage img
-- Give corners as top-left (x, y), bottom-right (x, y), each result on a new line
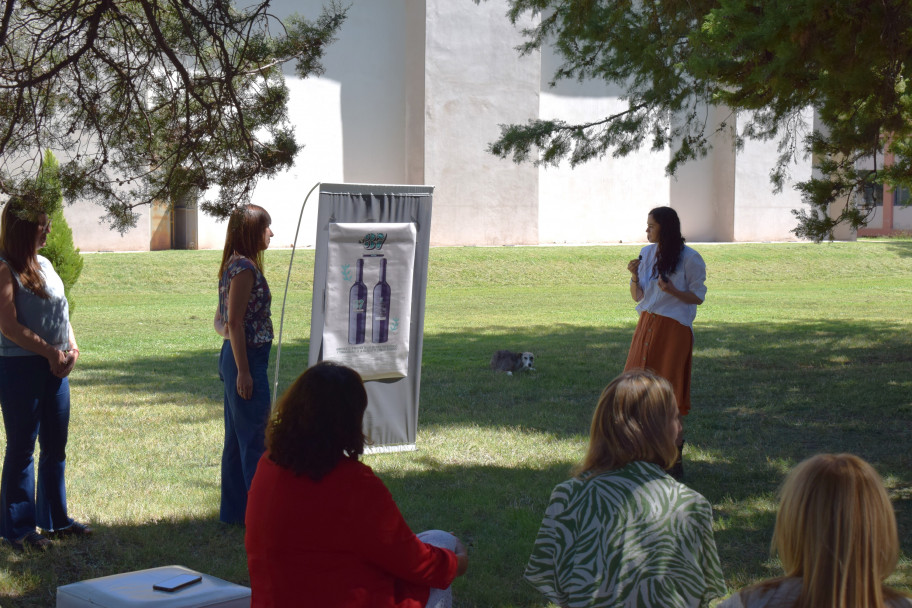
top-left (624, 311), bottom-right (693, 416)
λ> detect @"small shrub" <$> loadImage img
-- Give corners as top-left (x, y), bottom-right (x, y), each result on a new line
top-left (36, 151), bottom-right (84, 313)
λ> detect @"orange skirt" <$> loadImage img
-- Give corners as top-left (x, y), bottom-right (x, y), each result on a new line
top-left (624, 312), bottom-right (694, 416)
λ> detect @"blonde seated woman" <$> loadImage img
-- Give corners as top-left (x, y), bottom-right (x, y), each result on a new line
top-left (718, 453), bottom-right (912, 608)
top-left (524, 370), bottom-right (726, 608)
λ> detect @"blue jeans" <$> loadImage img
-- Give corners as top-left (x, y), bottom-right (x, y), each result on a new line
top-left (0, 355), bottom-right (73, 541)
top-left (218, 340), bottom-right (271, 525)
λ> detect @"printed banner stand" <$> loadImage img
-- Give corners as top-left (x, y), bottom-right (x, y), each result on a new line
top-left (309, 184), bottom-right (433, 452)
top-left (324, 223), bottom-right (416, 380)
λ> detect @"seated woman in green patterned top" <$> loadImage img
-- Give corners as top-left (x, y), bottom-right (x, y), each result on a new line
top-left (524, 369), bottom-right (727, 608)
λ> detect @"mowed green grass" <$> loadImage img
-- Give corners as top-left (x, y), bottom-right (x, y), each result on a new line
top-left (0, 239), bottom-right (910, 606)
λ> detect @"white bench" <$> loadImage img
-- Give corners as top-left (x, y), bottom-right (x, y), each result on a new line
top-left (56, 565), bottom-right (251, 607)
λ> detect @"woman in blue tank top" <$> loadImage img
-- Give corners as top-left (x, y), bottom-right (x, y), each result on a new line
top-left (0, 199), bottom-right (92, 551)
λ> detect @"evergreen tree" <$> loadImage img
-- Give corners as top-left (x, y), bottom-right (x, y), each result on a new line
top-left (37, 151), bottom-right (84, 314)
top-left (0, 1), bottom-right (347, 232)
top-left (486, 0), bottom-right (912, 241)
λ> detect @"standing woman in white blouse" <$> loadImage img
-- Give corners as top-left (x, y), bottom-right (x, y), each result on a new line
top-left (625, 206), bottom-right (706, 479)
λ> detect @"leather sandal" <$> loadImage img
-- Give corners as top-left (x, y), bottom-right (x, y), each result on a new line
top-left (10, 531), bottom-right (53, 552)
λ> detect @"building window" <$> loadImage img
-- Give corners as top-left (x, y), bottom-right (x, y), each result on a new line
top-left (858, 171), bottom-right (884, 208)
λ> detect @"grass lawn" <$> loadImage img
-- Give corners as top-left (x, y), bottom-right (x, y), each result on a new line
top-left (1, 239), bottom-right (910, 606)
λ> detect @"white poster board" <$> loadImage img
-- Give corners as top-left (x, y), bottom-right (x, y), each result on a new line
top-left (324, 223), bottom-right (417, 380)
top-left (309, 183), bottom-right (433, 451)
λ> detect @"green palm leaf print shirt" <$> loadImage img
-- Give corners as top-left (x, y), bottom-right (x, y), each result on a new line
top-left (525, 461), bottom-right (727, 608)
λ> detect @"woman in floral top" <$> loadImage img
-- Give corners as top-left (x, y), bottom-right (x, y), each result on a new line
top-left (214, 204), bottom-right (274, 525)
top-left (525, 370), bottom-right (726, 608)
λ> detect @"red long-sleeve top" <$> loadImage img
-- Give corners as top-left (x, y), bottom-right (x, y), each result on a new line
top-left (245, 454), bottom-right (458, 607)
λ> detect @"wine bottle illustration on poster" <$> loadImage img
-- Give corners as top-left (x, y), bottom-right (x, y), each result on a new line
top-left (348, 258), bottom-right (366, 344)
top-left (372, 258), bottom-right (391, 343)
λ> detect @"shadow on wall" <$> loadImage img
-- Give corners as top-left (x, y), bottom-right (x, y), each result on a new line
top-left (288, 1), bottom-right (410, 186)
top-left (540, 33), bottom-right (628, 98)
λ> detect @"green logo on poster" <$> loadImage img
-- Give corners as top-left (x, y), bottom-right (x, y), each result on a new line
top-left (360, 233), bottom-right (387, 250)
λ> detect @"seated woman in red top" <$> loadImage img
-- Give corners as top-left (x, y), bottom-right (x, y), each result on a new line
top-left (245, 361), bottom-right (468, 608)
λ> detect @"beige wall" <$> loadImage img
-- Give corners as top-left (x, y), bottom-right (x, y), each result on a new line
top-left (535, 26), bottom-right (668, 245)
top-left (536, 92), bottom-right (670, 244)
top-left (64, 199), bottom-right (151, 252)
top-left (894, 205), bottom-right (912, 230)
top-left (150, 201), bottom-right (171, 251)
top-left (64, 0), bottom-right (845, 252)
top-left (669, 105), bottom-right (736, 242)
top-left (733, 108), bottom-right (814, 241)
top-left (423, 0), bottom-right (540, 246)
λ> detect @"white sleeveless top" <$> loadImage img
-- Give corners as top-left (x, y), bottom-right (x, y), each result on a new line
top-left (0, 255), bottom-right (70, 357)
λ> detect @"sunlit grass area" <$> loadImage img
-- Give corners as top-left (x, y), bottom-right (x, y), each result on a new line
top-left (1, 240), bottom-right (911, 606)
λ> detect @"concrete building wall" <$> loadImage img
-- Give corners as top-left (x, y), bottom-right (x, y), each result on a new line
top-left (732, 108), bottom-right (814, 241)
top-left (669, 105), bottom-right (736, 243)
top-left (59, 0), bottom-right (844, 251)
top-left (404, 0), bottom-right (427, 186)
top-left (536, 93), bottom-right (671, 244)
top-left (423, 0), bottom-right (540, 246)
top-left (30, 144), bottom-right (155, 252)
top-left (895, 205), bottom-right (912, 230)
top-left (201, 1), bottom-right (395, 252)
top-left (535, 36), bottom-right (670, 244)
top-left (864, 206), bottom-right (885, 230)
top-left (63, 200), bottom-right (151, 252)
top-left (811, 113), bottom-right (856, 241)
top-left (857, 198), bottom-right (912, 233)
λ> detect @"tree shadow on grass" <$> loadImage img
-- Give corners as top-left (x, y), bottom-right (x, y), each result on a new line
top-left (25, 318), bottom-right (912, 604)
top-left (418, 319), bottom-right (912, 595)
top-left (0, 516), bottom-right (249, 608)
top-left (881, 239), bottom-right (912, 258)
top-left (68, 318), bottom-right (912, 516)
top-left (418, 320), bottom-right (910, 470)
top-left (0, 462), bottom-right (570, 608)
top-left (71, 339), bottom-right (314, 411)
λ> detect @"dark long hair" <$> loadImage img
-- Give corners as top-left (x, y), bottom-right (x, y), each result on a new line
top-left (218, 204), bottom-right (271, 277)
top-left (0, 200), bottom-right (49, 298)
top-left (266, 361), bottom-right (368, 481)
top-left (649, 206), bottom-right (685, 279)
